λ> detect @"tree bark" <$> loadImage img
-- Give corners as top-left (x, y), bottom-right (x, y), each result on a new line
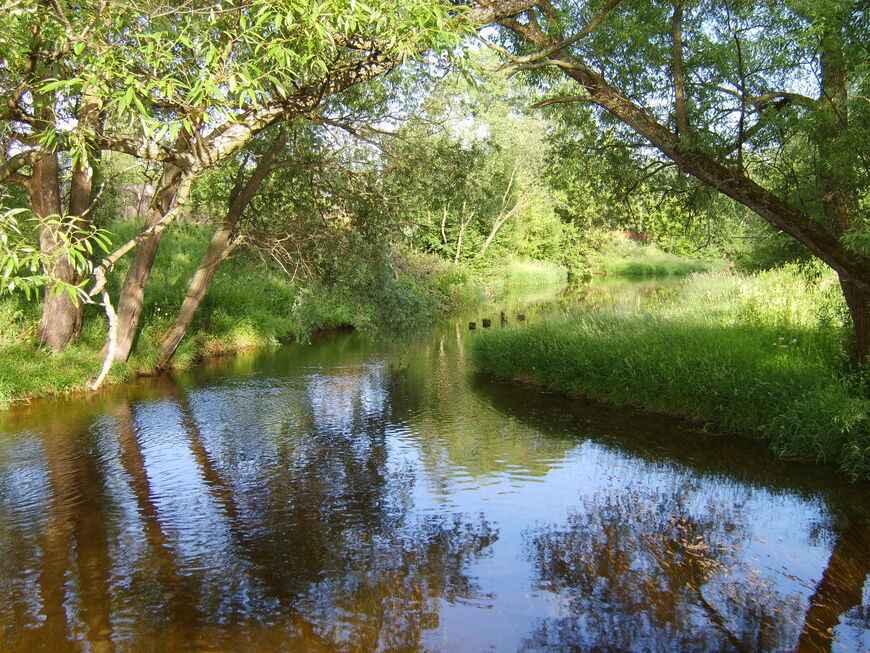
top-left (112, 165), bottom-right (181, 361)
top-left (670, 2), bottom-right (691, 141)
top-left (32, 153), bottom-right (83, 352)
top-left (156, 223), bottom-right (235, 368)
top-left (815, 18), bottom-right (865, 366)
top-left (840, 276), bottom-right (869, 367)
top-left (157, 129), bottom-right (290, 368)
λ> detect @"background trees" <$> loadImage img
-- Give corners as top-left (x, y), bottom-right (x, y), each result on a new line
top-left (2, 0), bottom-right (868, 376)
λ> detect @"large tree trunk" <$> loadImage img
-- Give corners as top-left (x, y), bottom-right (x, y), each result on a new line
top-left (816, 19), bottom-right (866, 367)
top-left (112, 165), bottom-right (181, 361)
top-left (840, 277), bottom-right (870, 367)
top-left (32, 153), bottom-right (83, 352)
top-left (158, 129), bottom-right (289, 368)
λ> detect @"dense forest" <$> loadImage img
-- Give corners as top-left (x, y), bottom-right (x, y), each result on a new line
top-left (0, 0), bottom-right (868, 476)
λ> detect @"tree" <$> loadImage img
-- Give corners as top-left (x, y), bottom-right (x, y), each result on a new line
top-left (382, 54), bottom-right (567, 265)
top-left (0, 0), bottom-right (546, 365)
top-left (0, 0), bottom-right (464, 359)
top-left (482, 0), bottom-right (870, 364)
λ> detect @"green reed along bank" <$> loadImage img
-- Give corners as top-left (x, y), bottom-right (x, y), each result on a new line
top-left (471, 267), bottom-right (869, 480)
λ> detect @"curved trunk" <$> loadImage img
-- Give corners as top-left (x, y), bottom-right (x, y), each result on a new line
top-left (112, 166), bottom-right (181, 361)
top-left (158, 129), bottom-right (289, 368)
top-left (157, 223), bottom-right (234, 367)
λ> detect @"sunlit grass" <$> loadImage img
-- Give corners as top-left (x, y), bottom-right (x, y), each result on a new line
top-left (472, 267), bottom-right (869, 480)
top-left (592, 237), bottom-right (716, 277)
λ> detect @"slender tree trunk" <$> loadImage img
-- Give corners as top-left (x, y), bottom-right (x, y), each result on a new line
top-left (670, 1), bottom-right (691, 142)
top-left (480, 164), bottom-right (521, 257)
top-left (454, 202), bottom-right (472, 264)
top-left (480, 201), bottom-right (523, 257)
top-left (157, 223), bottom-right (235, 367)
top-left (32, 153), bottom-right (84, 352)
top-left (112, 165), bottom-right (181, 361)
top-left (158, 129), bottom-right (289, 368)
top-left (454, 219), bottom-right (468, 263)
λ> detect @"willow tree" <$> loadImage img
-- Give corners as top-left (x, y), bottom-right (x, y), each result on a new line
top-left (0, 0), bottom-right (458, 358)
top-left (482, 0), bottom-right (870, 364)
top-left (0, 0), bottom-right (547, 364)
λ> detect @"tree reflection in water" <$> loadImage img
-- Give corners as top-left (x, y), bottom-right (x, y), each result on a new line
top-left (522, 487), bottom-right (806, 652)
top-left (0, 365), bottom-right (498, 651)
top-left (0, 305), bottom-right (866, 651)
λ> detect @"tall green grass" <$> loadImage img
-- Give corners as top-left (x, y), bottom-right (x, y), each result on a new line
top-left (592, 237), bottom-right (716, 277)
top-left (471, 267), bottom-right (869, 480)
top-left (478, 258), bottom-right (567, 297)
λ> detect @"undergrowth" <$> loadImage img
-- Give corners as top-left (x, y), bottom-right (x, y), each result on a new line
top-left (591, 237), bottom-right (717, 277)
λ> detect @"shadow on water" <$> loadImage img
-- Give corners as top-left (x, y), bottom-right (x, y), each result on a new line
top-left (0, 279), bottom-right (866, 651)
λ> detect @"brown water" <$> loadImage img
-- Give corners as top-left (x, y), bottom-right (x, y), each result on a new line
top-left (0, 282), bottom-right (867, 652)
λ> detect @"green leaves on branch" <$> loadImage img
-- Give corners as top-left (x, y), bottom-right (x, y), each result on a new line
top-left (0, 208), bottom-right (111, 305)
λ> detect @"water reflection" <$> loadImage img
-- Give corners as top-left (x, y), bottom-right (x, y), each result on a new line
top-left (0, 281), bottom-right (867, 651)
top-left (522, 487), bottom-right (802, 651)
top-left (0, 361), bottom-right (497, 650)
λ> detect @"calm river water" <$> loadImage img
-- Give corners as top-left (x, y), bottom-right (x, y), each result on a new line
top-left (0, 281), bottom-right (867, 652)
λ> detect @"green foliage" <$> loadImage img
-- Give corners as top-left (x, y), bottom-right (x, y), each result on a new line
top-left (471, 268), bottom-right (868, 480)
top-left (0, 219), bottom-right (482, 405)
top-left (591, 236), bottom-right (715, 277)
top-left (382, 52), bottom-right (583, 268)
top-left (0, 207), bottom-right (111, 303)
top-left (1, 0), bottom-right (467, 162)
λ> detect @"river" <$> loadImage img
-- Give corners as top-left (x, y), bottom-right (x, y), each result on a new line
top-left (0, 280), bottom-right (867, 651)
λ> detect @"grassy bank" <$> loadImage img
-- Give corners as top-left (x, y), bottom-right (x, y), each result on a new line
top-left (471, 267), bottom-right (869, 480)
top-left (477, 258), bottom-right (567, 297)
top-left (0, 222), bottom-right (565, 408)
top-left (591, 237), bottom-right (716, 277)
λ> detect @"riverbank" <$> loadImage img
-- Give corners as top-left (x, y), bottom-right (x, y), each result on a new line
top-left (0, 221), bottom-right (565, 408)
top-left (589, 236), bottom-right (717, 277)
top-left (471, 267), bottom-right (869, 480)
